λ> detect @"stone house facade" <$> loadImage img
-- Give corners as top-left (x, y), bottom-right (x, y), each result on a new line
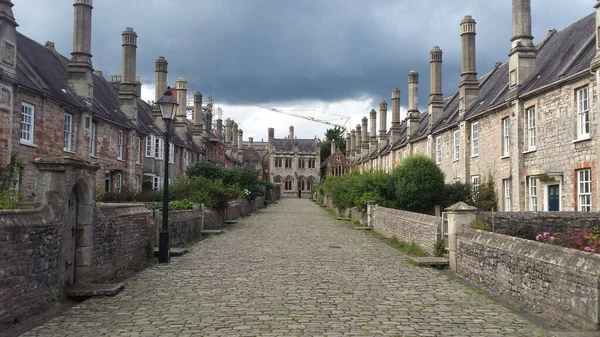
top-left (347, 0), bottom-right (600, 212)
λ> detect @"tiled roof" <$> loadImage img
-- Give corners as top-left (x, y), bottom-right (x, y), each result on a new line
top-left (273, 139), bottom-right (317, 152)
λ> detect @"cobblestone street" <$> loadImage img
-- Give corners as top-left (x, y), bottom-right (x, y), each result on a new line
top-left (22, 199), bottom-right (550, 337)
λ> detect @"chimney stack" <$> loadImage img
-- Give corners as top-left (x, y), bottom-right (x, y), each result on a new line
top-left (232, 123), bottom-right (239, 155)
top-left (0, 0), bottom-right (18, 80)
top-left (391, 87), bottom-right (402, 144)
top-left (407, 70), bottom-right (421, 138)
top-left (268, 128), bottom-right (275, 144)
top-left (193, 91), bottom-right (203, 127)
top-left (592, 1), bottom-right (600, 69)
top-left (331, 141), bottom-right (336, 156)
top-left (216, 119), bottom-right (223, 140)
top-left (361, 117), bottom-right (369, 152)
top-left (68, 0), bottom-right (94, 106)
top-left (428, 46), bottom-right (444, 130)
top-left (379, 100), bottom-right (387, 146)
top-left (238, 129), bottom-right (243, 152)
top-left (355, 124), bottom-right (362, 155)
top-left (369, 109), bottom-right (378, 152)
top-left (154, 56), bottom-right (168, 102)
top-left (135, 75), bottom-right (141, 97)
top-left (289, 125), bottom-right (294, 140)
top-left (509, 0), bottom-right (536, 90)
top-left (225, 118), bottom-right (232, 150)
top-left (175, 76), bottom-right (188, 139)
top-left (249, 137), bottom-right (254, 147)
top-left (118, 27), bottom-right (138, 123)
top-left (350, 129), bottom-right (356, 157)
top-left (459, 15), bottom-right (479, 117)
top-left (345, 132), bottom-right (351, 158)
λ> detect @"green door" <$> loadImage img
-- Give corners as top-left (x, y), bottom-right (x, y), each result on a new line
top-left (548, 185), bottom-right (559, 211)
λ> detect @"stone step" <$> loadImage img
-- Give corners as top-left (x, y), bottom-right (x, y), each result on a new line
top-left (336, 217), bottom-right (352, 221)
top-left (153, 247), bottom-right (189, 257)
top-left (354, 227), bottom-right (372, 231)
top-left (410, 257), bottom-right (449, 267)
top-left (64, 283), bottom-right (123, 298)
top-left (201, 229), bottom-right (223, 235)
top-left (319, 205), bottom-right (327, 208)
top-left (224, 220), bottom-right (238, 224)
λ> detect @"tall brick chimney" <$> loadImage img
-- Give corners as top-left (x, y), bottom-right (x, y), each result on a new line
top-left (407, 70), bottom-right (420, 138)
top-left (509, 0), bottom-right (536, 91)
top-left (175, 76), bottom-right (187, 140)
top-left (361, 117), bottom-right (369, 152)
top-left (232, 123), bottom-right (239, 154)
top-left (459, 15), bottom-right (479, 118)
top-left (238, 129), bottom-right (243, 152)
top-left (331, 140), bottom-right (336, 156)
top-left (0, 0), bottom-right (18, 81)
top-left (268, 127), bottom-right (274, 144)
top-left (391, 87), bottom-right (401, 144)
top-left (379, 100), bottom-right (387, 146)
top-left (68, 0), bottom-right (94, 106)
top-left (154, 56), bottom-right (168, 102)
top-left (345, 132), bottom-right (351, 158)
top-left (355, 124), bottom-right (362, 155)
top-left (428, 46), bottom-right (444, 130)
top-left (217, 119), bottom-right (223, 140)
top-left (225, 118), bottom-right (232, 150)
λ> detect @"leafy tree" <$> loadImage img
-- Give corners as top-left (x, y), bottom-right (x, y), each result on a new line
top-left (319, 127), bottom-right (346, 162)
top-left (472, 175), bottom-right (498, 211)
top-left (442, 181), bottom-right (473, 209)
top-left (391, 155), bottom-right (445, 213)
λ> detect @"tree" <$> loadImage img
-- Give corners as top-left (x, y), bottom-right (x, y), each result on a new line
top-left (319, 127), bottom-right (346, 162)
top-left (391, 155), bottom-right (445, 213)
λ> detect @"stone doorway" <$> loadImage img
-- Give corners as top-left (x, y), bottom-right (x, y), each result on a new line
top-left (63, 188), bottom-right (78, 286)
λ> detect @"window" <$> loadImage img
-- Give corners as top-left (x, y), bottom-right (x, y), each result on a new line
top-left (20, 103), bottom-right (35, 144)
top-left (134, 176), bottom-right (140, 193)
top-left (471, 122), bottom-right (479, 157)
top-left (284, 177), bottom-right (293, 191)
top-left (299, 159), bottom-right (305, 168)
top-left (529, 177), bottom-right (538, 211)
top-left (155, 138), bottom-right (164, 160)
top-left (308, 159), bottom-right (316, 169)
top-left (153, 176), bottom-right (163, 191)
top-left (435, 136), bottom-right (442, 164)
top-left (284, 158), bottom-right (292, 168)
top-left (502, 117), bottom-right (510, 157)
top-left (453, 130), bottom-right (460, 161)
top-left (64, 114), bottom-right (73, 151)
top-left (169, 143), bottom-right (174, 164)
top-left (146, 135), bottom-right (155, 158)
top-left (115, 173), bottom-right (122, 193)
top-left (90, 122), bottom-right (97, 156)
top-left (445, 139), bottom-right (450, 157)
top-left (184, 150), bottom-right (189, 167)
top-left (578, 169), bottom-right (592, 211)
top-left (307, 179), bottom-right (313, 191)
top-left (117, 130), bottom-right (124, 160)
top-left (135, 136), bottom-right (141, 164)
top-left (274, 158), bottom-right (282, 168)
top-left (577, 86), bottom-right (590, 139)
top-left (503, 179), bottom-right (511, 211)
top-left (526, 107), bottom-right (536, 150)
top-left (471, 175), bottom-right (480, 197)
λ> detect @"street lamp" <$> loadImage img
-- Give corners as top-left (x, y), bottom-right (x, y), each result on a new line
top-left (157, 86), bottom-right (179, 264)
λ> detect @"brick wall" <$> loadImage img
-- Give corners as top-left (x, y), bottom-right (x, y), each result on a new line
top-left (91, 203), bottom-right (154, 283)
top-left (457, 228), bottom-right (600, 331)
top-left (0, 203), bottom-right (62, 327)
top-left (372, 206), bottom-right (440, 255)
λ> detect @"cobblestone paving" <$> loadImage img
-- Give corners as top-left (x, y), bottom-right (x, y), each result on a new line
top-left (23, 199), bottom-right (550, 337)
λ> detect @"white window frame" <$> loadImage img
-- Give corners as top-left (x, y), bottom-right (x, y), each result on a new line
top-left (503, 179), bottom-right (511, 211)
top-left (90, 122), bottom-right (97, 156)
top-left (64, 114), bottom-right (73, 152)
top-left (146, 135), bottom-right (155, 158)
top-left (153, 176), bottom-right (162, 191)
top-left (445, 139), bottom-right (449, 157)
top-left (155, 137), bottom-right (164, 160)
top-left (453, 130), bottom-right (460, 161)
top-left (435, 136), bottom-right (442, 164)
top-left (169, 143), bottom-right (175, 164)
top-left (577, 169), bottom-right (592, 211)
top-left (117, 130), bottom-right (124, 160)
top-left (502, 117), bottom-right (510, 157)
top-left (184, 150), bottom-right (189, 167)
top-left (135, 136), bottom-right (141, 164)
top-left (529, 177), bottom-right (538, 211)
top-left (20, 103), bottom-right (35, 145)
top-left (471, 175), bottom-right (480, 196)
top-left (526, 107), bottom-right (536, 151)
top-left (577, 86), bottom-right (590, 140)
top-left (134, 175), bottom-right (140, 193)
top-left (471, 122), bottom-right (479, 157)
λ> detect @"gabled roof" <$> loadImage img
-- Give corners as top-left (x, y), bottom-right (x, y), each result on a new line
top-left (273, 138), bottom-right (317, 152)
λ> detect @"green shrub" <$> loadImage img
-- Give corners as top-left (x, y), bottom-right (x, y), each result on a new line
top-left (473, 175), bottom-right (498, 211)
top-left (434, 238), bottom-right (447, 257)
top-left (169, 199), bottom-right (194, 210)
top-left (506, 223), bottom-right (536, 240)
top-left (443, 181), bottom-right (473, 209)
top-left (391, 155), bottom-right (445, 213)
top-left (187, 161), bottom-right (225, 181)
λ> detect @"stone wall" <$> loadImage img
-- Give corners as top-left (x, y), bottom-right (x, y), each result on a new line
top-left (457, 228), bottom-right (600, 331)
top-left (91, 203), bottom-right (154, 283)
top-left (0, 203), bottom-right (62, 327)
top-left (477, 211), bottom-right (600, 236)
top-left (372, 206), bottom-right (440, 255)
top-left (167, 209), bottom-right (202, 247)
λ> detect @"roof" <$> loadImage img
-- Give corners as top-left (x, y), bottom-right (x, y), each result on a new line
top-left (272, 138), bottom-right (317, 153)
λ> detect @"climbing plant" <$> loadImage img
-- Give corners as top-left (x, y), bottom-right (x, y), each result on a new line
top-left (0, 154), bottom-right (22, 209)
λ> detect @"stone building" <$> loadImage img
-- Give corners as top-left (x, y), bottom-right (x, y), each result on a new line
top-left (269, 126), bottom-right (320, 197)
top-left (349, 0), bottom-right (600, 212)
top-left (321, 141), bottom-right (350, 177)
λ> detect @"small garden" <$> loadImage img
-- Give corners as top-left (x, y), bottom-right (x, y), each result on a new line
top-left (98, 162), bottom-right (268, 211)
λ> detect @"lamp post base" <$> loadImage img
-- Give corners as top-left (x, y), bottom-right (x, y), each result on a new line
top-left (158, 230), bottom-right (170, 263)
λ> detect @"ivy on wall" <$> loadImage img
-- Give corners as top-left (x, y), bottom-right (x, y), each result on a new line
top-left (0, 154), bottom-right (22, 209)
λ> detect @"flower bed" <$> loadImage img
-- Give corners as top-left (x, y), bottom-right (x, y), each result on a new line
top-left (536, 226), bottom-right (600, 254)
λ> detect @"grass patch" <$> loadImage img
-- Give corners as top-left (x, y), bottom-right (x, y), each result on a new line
top-left (369, 231), bottom-right (429, 257)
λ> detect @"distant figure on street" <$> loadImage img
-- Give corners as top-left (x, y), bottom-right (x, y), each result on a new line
top-left (298, 187), bottom-right (302, 198)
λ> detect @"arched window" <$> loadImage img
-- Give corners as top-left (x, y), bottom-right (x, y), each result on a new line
top-left (284, 176), bottom-right (293, 191)
top-left (274, 176), bottom-right (283, 183)
top-left (307, 177), bottom-right (316, 191)
top-left (297, 176), bottom-right (306, 190)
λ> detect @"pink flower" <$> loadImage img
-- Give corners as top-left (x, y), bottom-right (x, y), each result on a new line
top-left (543, 232), bottom-right (549, 237)
top-left (585, 246), bottom-right (592, 252)
top-left (550, 236), bottom-right (555, 240)
top-left (536, 234), bottom-right (542, 241)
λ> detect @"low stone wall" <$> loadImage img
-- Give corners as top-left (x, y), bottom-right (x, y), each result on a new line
top-left (0, 202), bottom-right (62, 327)
top-left (457, 228), bottom-right (600, 331)
top-left (167, 210), bottom-right (202, 247)
top-left (373, 206), bottom-right (440, 255)
top-left (91, 203), bottom-right (154, 283)
top-left (477, 211), bottom-right (600, 236)
top-left (225, 197), bottom-right (265, 220)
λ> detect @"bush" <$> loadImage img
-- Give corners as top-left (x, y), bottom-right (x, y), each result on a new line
top-left (442, 181), bottom-right (472, 209)
top-left (169, 199), bottom-right (194, 210)
top-left (391, 155), bottom-right (445, 213)
top-left (324, 171), bottom-right (392, 211)
top-left (469, 219), bottom-right (491, 231)
top-left (472, 175), bottom-right (498, 211)
top-left (506, 223), bottom-right (535, 240)
top-left (434, 238), bottom-right (446, 257)
top-left (187, 162), bottom-right (264, 200)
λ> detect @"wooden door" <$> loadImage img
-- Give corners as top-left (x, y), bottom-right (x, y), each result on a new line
top-left (548, 185), bottom-right (560, 212)
top-left (64, 189), bottom-right (77, 286)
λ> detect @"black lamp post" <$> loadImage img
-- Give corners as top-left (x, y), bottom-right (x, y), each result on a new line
top-left (157, 87), bottom-right (179, 264)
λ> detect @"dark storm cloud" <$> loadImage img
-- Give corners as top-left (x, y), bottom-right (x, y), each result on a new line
top-left (14, 0), bottom-right (595, 108)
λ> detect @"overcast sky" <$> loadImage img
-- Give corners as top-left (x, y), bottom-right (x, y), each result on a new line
top-left (14, 0), bottom-right (595, 141)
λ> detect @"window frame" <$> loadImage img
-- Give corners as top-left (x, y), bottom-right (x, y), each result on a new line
top-left (471, 122), bottom-right (479, 157)
top-left (64, 113), bottom-right (73, 152)
top-left (90, 122), bottom-right (97, 156)
top-left (146, 135), bottom-right (155, 158)
top-left (577, 169), bottom-right (592, 211)
top-left (529, 177), bottom-right (538, 211)
top-left (526, 107), bottom-right (536, 151)
top-left (435, 136), bottom-right (442, 164)
top-left (453, 130), bottom-right (460, 161)
top-left (502, 117), bottom-right (510, 157)
top-left (135, 136), bottom-right (141, 164)
top-left (169, 143), bottom-right (175, 164)
top-left (134, 175), bottom-right (140, 193)
top-left (576, 86), bottom-right (590, 140)
top-left (115, 173), bottom-right (122, 193)
top-left (20, 103), bottom-right (35, 145)
top-left (471, 175), bottom-right (480, 197)
top-left (503, 179), bottom-right (511, 211)
top-left (117, 130), bottom-right (124, 160)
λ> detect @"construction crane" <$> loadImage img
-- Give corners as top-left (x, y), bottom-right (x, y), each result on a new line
top-left (242, 101), bottom-right (350, 132)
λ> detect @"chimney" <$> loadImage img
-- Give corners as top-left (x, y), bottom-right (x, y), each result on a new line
top-left (0, 0), bottom-right (18, 81)
top-left (369, 109), bottom-right (378, 152)
top-left (68, 0), bottom-right (94, 106)
top-left (205, 109), bottom-right (213, 134)
top-left (379, 100), bottom-right (387, 146)
top-left (459, 15), bottom-right (479, 118)
top-left (331, 140), bottom-right (336, 156)
top-left (154, 56), bottom-right (168, 102)
top-left (225, 118), bottom-right (232, 149)
top-left (193, 91), bottom-right (203, 127)
top-left (407, 70), bottom-right (421, 138)
top-left (508, 0), bottom-right (536, 90)
top-left (174, 76), bottom-right (188, 140)
top-left (238, 129), bottom-right (243, 151)
top-left (135, 75), bottom-right (141, 97)
top-left (428, 46), bottom-right (444, 130)
top-left (217, 119), bottom-right (223, 140)
top-left (118, 27), bottom-right (138, 123)
top-left (355, 124), bottom-right (362, 155)
top-left (361, 117), bottom-right (369, 152)
top-left (350, 129), bottom-right (356, 157)
top-left (345, 132), bottom-right (351, 158)
top-left (249, 137), bottom-right (254, 147)
top-left (592, 1), bottom-right (600, 69)
top-left (289, 125), bottom-right (294, 140)
top-left (268, 127), bottom-right (275, 144)
top-left (391, 87), bottom-right (402, 144)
